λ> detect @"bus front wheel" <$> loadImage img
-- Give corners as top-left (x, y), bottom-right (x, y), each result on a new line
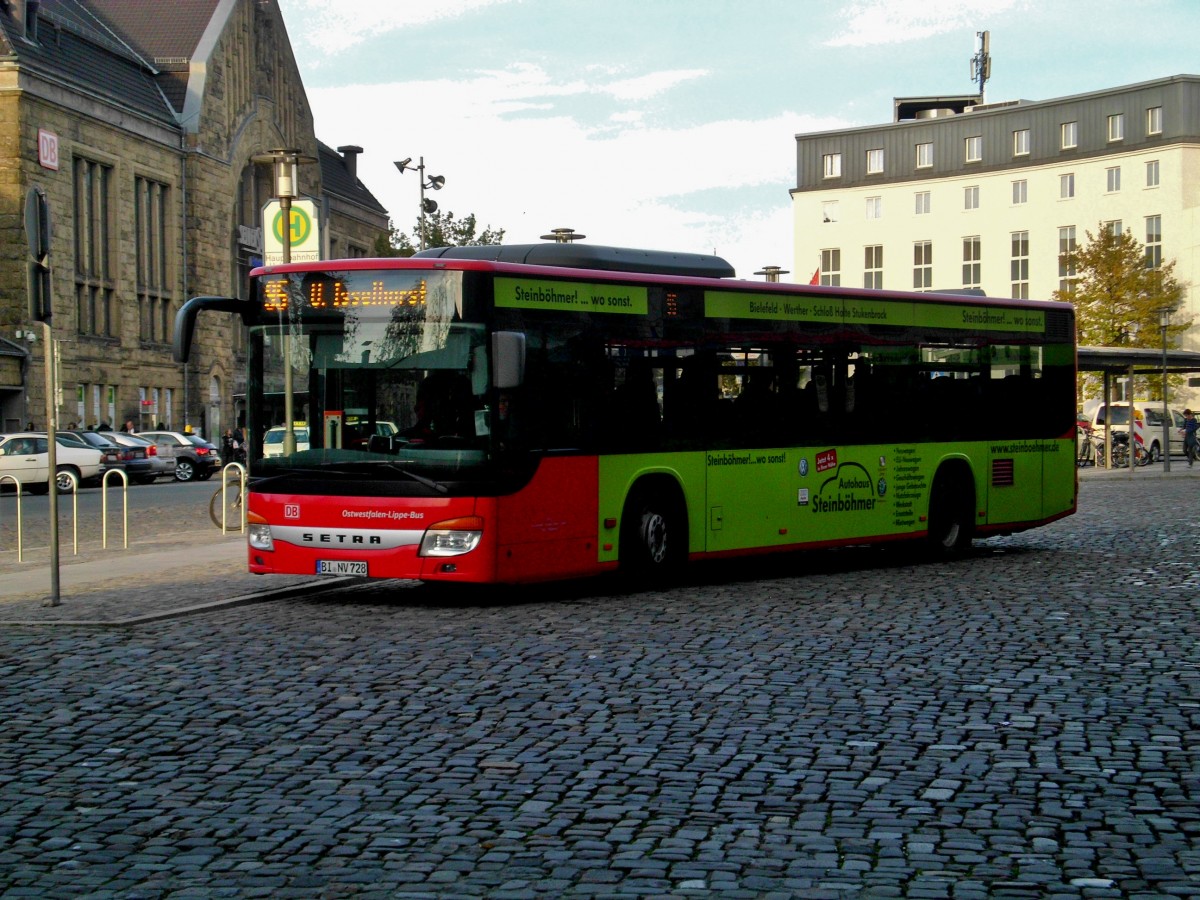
top-left (926, 465), bottom-right (974, 556)
top-left (619, 482), bottom-right (686, 578)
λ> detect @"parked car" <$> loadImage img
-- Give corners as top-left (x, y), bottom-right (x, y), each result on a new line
top-left (263, 425), bottom-right (311, 457)
top-left (1089, 401), bottom-right (1186, 461)
top-left (58, 430), bottom-right (124, 483)
top-left (135, 430), bottom-right (222, 481)
top-left (0, 432), bottom-right (103, 493)
top-left (345, 419), bottom-right (399, 451)
top-left (97, 431), bottom-right (177, 484)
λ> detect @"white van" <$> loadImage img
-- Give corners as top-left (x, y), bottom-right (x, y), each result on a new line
top-left (1090, 401), bottom-right (1185, 461)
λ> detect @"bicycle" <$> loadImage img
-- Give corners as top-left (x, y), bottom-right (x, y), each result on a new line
top-left (1097, 430), bottom-right (1149, 469)
top-left (209, 464), bottom-right (247, 529)
top-left (1076, 425), bottom-right (1097, 467)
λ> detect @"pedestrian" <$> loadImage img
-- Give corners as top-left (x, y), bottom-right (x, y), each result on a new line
top-left (122, 420), bottom-right (136, 433)
top-left (24, 421), bottom-right (33, 430)
top-left (1183, 409), bottom-right (1198, 467)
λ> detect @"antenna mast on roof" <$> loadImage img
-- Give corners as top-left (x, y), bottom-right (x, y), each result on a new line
top-left (970, 31), bottom-right (991, 103)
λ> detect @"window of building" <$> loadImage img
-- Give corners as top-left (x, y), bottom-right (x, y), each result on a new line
top-left (1060, 121), bottom-right (1078, 149)
top-left (135, 176), bottom-right (172, 344)
top-left (864, 245), bottom-right (883, 289)
top-left (1104, 219), bottom-right (1123, 236)
top-left (1147, 106), bottom-right (1163, 135)
top-left (964, 135), bottom-right (982, 162)
top-left (913, 241), bottom-right (932, 290)
top-left (1107, 113), bottom-right (1124, 142)
top-left (1106, 166), bottom-right (1121, 192)
top-left (820, 248), bottom-right (841, 286)
top-left (866, 149), bottom-right (884, 174)
top-left (963, 185), bottom-right (979, 210)
top-left (1010, 231), bottom-right (1029, 299)
top-left (822, 201), bottom-right (839, 223)
top-left (823, 153), bottom-right (842, 178)
top-left (1013, 129), bottom-right (1030, 156)
top-left (1058, 225), bottom-right (1077, 293)
top-left (1146, 215), bottom-right (1162, 268)
top-left (962, 237), bottom-right (981, 288)
top-left (915, 142), bottom-right (933, 168)
top-left (1060, 172), bottom-right (1075, 199)
top-left (914, 191), bottom-right (931, 215)
top-left (1012, 179), bottom-right (1027, 205)
top-left (865, 196), bottom-right (882, 219)
top-left (74, 157), bottom-right (115, 337)
top-left (1146, 159), bottom-right (1160, 187)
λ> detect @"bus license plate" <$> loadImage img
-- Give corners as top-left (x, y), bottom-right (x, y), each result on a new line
top-left (317, 560), bottom-right (368, 576)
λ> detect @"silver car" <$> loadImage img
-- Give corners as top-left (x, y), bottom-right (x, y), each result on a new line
top-left (99, 431), bottom-right (177, 484)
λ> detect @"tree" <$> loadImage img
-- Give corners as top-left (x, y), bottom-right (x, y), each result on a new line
top-left (374, 210), bottom-right (505, 257)
top-left (1054, 225), bottom-right (1190, 400)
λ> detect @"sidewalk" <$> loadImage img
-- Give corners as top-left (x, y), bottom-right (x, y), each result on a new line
top-left (0, 525), bottom-right (342, 626)
top-left (1077, 457), bottom-right (1200, 479)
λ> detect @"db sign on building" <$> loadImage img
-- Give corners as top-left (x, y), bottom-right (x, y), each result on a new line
top-left (37, 129), bottom-right (58, 171)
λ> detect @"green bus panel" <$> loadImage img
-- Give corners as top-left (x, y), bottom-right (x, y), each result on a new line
top-left (597, 439), bottom-right (1074, 561)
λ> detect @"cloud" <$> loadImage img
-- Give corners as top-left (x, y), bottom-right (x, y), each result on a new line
top-left (305, 61), bottom-right (846, 278)
top-left (602, 69), bottom-right (709, 102)
top-left (826, 0), bottom-right (1027, 47)
top-left (283, 0), bottom-right (515, 55)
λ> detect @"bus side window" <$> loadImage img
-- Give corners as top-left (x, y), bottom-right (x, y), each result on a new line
top-left (612, 359), bottom-right (661, 449)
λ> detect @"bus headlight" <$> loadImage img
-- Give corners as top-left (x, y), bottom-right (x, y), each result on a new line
top-left (419, 516), bottom-right (483, 557)
top-left (248, 523), bottom-right (274, 551)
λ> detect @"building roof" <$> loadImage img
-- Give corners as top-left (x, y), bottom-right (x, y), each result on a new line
top-left (85, 0), bottom-right (218, 60)
top-left (318, 142), bottom-right (387, 215)
top-left (0, 0), bottom-right (177, 126)
top-left (84, 0), bottom-right (220, 113)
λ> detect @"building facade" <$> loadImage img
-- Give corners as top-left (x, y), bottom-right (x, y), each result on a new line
top-left (0, 0), bottom-right (387, 435)
top-left (792, 75), bottom-right (1200, 397)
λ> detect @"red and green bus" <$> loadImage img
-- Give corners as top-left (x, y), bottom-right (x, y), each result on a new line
top-left (175, 241), bottom-right (1077, 584)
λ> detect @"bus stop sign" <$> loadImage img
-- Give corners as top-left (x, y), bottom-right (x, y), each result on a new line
top-left (262, 198), bottom-right (320, 265)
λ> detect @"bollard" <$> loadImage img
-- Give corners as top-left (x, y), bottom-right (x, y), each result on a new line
top-left (0, 474), bottom-right (23, 562)
top-left (57, 469), bottom-right (79, 555)
top-left (102, 468), bottom-right (130, 549)
top-left (219, 462), bottom-right (247, 534)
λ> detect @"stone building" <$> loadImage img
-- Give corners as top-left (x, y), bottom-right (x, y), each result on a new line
top-left (0, 0), bottom-right (387, 435)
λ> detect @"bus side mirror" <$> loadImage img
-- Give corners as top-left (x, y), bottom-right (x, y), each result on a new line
top-left (173, 295), bottom-right (253, 363)
top-left (492, 331), bottom-right (525, 389)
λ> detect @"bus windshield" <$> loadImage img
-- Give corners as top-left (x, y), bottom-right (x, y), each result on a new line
top-left (249, 268), bottom-right (496, 485)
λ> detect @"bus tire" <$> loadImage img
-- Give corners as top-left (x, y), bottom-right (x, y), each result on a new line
top-left (619, 479), bottom-right (687, 579)
top-left (926, 463), bottom-right (974, 556)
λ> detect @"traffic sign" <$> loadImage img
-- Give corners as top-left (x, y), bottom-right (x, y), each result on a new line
top-left (261, 198), bottom-right (320, 265)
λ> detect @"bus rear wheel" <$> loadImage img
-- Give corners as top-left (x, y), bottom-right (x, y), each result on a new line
top-left (926, 465), bottom-right (974, 556)
top-left (619, 482), bottom-right (686, 579)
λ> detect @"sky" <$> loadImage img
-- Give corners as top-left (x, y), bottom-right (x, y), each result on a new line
top-left (275, 0), bottom-right (1200, 281)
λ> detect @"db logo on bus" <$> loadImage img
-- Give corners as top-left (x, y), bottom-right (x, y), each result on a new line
top-left (284, 504), bottom-right (300, 519)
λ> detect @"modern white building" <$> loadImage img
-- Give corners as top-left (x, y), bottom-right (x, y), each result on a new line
top-left (791, 76), bottom-right (1200, 366)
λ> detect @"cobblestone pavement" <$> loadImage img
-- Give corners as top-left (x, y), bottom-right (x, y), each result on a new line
top-left (0, 475), bottom-right (1197, 897)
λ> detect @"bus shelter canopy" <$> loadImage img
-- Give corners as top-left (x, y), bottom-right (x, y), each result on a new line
top-left (1078, 346), bottom-right (1200, 375)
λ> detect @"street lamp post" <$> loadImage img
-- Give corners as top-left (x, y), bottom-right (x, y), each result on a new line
top-left (252, 148), bottom-right (316, 455)
top-left (1160, 306), bottom-right (1172, 472)
top-left (394, 157), bottom-right (445, 251)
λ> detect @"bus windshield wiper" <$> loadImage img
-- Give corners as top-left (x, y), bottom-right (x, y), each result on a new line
top-left (376, 463), bottom-right (449, 494)
top-left (249, 467), bottom-right (359, 488)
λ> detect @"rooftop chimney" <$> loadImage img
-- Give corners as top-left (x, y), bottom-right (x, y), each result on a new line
top-left (337, 145), bottom-right (363, 181)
